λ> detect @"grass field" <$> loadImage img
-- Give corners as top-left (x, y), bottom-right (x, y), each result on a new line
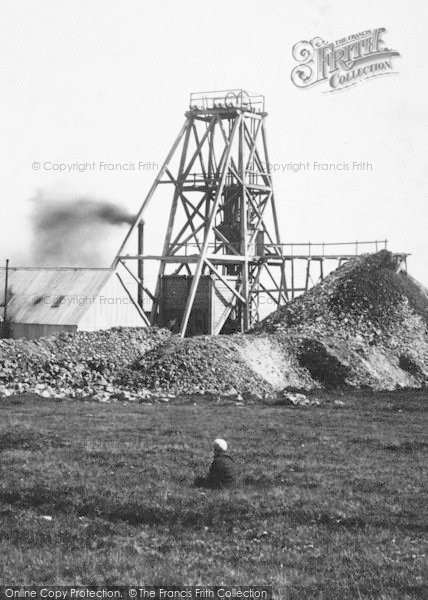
top-left (0, 391), bottom-right (427, 599)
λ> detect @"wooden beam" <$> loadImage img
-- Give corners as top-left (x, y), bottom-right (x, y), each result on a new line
top-left (245, 118), bottom-right (262, 172)
top-left (115, 272), bottom-right (151, 326)
top-left (243, 120), bottom-right (271, 187)
top-left (205, 258), bottom-right (247, 304)
top-left (117, 254), bottom-right (300, 266)
top-left (179, 114), bottom-right (242, 337)
top-left (169, 195), bottom-right (208, 252)
top-left (213, 227), bottom-right (240, 256)
top-left (180, 194), bottom-right (202, 253)
top-left (239, 116), bottom-right (250, 330)
top-left (118, 259), bottom-right (155, 302)
top-left (258, 280), bottom-right (279, 305)
top-left (192, 122), bottom-right (207, 179)
top-left (162, 124), bottom-right (193, 255)
top-left (215, 114), bottom-right (243, 184)
top-left (113, 117), bottom-right (190, 266)
top-left (117, 254), bottom-right (245, 263)
top-left (150, 120), bottom-right (193, 322)
top-left (246, 193), bottom-right (272, 247)
top-left (181, 116), bottom-right (216, 181)
top-left (261, 122), bottom-right (283, 251)
top-left (245, 191), bottom-right (276, 246)
top-left (305, 258), bottom-right (311, 291)
top-left (291, 258), bottom-right (295, 299)
top-left (171, 220), bottom-right (207, 254)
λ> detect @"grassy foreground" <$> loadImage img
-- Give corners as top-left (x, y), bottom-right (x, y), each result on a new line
top-left (0, 391), bottom-right (427, 599)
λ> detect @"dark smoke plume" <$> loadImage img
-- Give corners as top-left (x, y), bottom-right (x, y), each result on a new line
top-left (30, 193), bottom-right (135, 267)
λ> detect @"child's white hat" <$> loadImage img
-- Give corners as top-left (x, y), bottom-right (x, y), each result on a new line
top-left (213, 438), bottom-right (227, 452)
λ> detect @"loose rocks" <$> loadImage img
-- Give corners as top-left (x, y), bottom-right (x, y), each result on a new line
top-left (2, 251), bottom-right (428, 401)
top-left (130, 251), bottom-right (428, 395)
top-left (0, 327), bottom-right (170, 402)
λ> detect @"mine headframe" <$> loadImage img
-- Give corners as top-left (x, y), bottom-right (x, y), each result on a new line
top-left (115, 90), bottom-right (287, 337)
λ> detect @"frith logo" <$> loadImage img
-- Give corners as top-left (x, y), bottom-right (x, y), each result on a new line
top-left (291, 28), bottom-right (400, 92)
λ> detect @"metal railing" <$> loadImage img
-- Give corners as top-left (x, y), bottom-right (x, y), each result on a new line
top-left (189, 89), bottom-right (265, 112)
top-left (173, 239), bottom-right (388, 257)
top-left (264, 240), bottom-right (388, 257)
top-left (176, 242), bottom-right (239, 256)
top-left (167, 171), bottom-right (272, 187)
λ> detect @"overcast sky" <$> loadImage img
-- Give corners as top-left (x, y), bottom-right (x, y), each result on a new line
top-left (1, 0), bottom-right (427, 287)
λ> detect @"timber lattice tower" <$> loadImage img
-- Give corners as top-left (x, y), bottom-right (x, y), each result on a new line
top-left (115, 89), bottom-right (287, 336)
top-left (114, 90), bottom-right (396, 337)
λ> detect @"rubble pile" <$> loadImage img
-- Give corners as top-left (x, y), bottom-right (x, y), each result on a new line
top-left (255, 250), bottom-right (428, 390)
top-left (122, 335), bottom-right (273, 396)
top-left (258, 251), bottom-right (428, 335)
top-left (131, 251), bottom-right (428, 394)
top-left (1, 251), bottom-right (428, 401)
top-left (0, 327), bottom-right (171, 401)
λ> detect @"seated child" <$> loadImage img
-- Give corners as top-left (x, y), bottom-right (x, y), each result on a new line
top-left (194, 438), bottom-right (236, 489)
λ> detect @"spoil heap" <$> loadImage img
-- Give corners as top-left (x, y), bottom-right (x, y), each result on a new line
top-left (256, 250), bottom-right (428, 390)
top-left (1, 251), bottom-right (427, 400)
top-left (130, 250), bottom-right (428, 394)
top-left (120, 334), bottom-right (278, 396)
top-left (0, 327), bottom-right (170, 401)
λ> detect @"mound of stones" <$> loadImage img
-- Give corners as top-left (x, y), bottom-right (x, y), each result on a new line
top-left (256, 250), bottom-right (428, 390)
top-left (130, 251), bottom-right (428, 394)
top-left (0, 327), bottom-right (171, 402)
top-left (1, 251), bottom-right (428, 402)
top-left (120, 334), bottom-right (273, 396)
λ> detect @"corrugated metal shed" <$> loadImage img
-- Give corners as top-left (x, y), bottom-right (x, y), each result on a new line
top-left (0, 267), bottom-right (144, 338)
top-left (0, 267), bottom-right (112, 325)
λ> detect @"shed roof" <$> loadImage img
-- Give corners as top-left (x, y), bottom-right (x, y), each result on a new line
top-left (0, 267), bottom-right (114, 325)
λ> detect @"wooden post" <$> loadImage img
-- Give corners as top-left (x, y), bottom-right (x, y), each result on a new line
top-left (305, 258), bottom-right (311, 292)
top-left (179, 114), bottom-right (242, 337)
top-left (138, 221), bottom-right (145, 309)
top-left (3, 259), bottom-right (9, 325)
top-left (239, 116), bottom-right (249, 331)
top-left (261, 120), bottom-right (287, 309)
top-left (150, 118), bottom-right (194, 324)
top-left (291, 258), bottom-right (295, 299)
top-left (116, 273), bottom-right (150, 326)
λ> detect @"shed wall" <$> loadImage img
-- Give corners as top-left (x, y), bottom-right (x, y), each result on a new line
top-left (78, 273), bottom-right (144, 331)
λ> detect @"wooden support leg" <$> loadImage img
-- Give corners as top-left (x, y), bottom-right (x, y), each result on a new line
top-left (305, 258), bottom-right (311, 292)
top-left (179, 115), bottom-right (242, 337)
top-left (113, 118), bottom-right (190, 266)
top-left (291, 258), bottom-right (295, 299)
